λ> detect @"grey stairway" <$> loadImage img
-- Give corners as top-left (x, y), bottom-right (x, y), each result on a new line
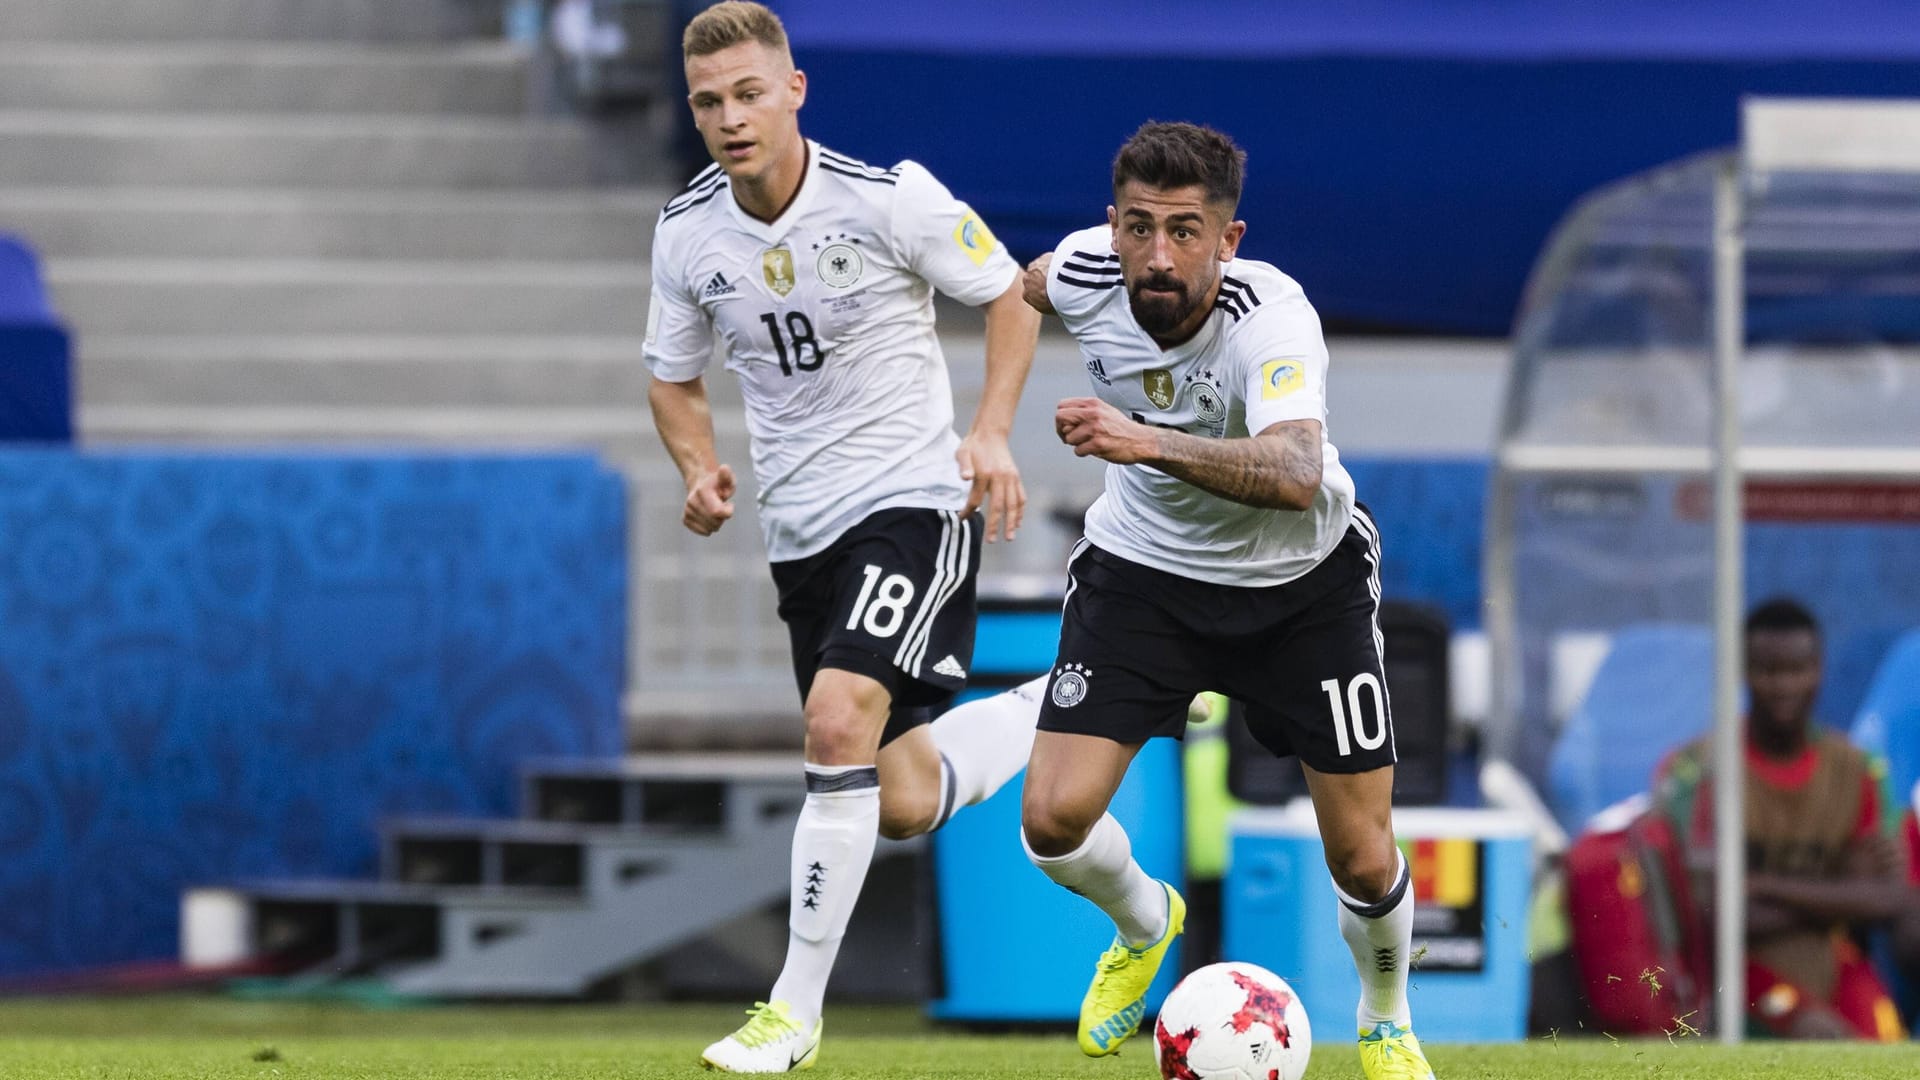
top-left (183, 754), bottom-right (821, 996)
top-left (1, 0), bottom-right (674, 438)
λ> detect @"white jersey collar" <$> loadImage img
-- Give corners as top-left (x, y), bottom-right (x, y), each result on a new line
top-left (725, 139), bottom-right (825, 243)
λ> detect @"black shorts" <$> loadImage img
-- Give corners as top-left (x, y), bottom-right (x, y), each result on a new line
top-left (771, 506), bottom-right (982, 747)
top-left (1037, 507), bottom-right (1395, 775)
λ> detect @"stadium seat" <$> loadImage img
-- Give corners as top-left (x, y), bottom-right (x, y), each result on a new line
top-left (1850, 629), bottom-right (1920, 813)
top-left (1545, 624), bottom-right (1714, 832)
top-left (0, 233), bottom-right (72, 441)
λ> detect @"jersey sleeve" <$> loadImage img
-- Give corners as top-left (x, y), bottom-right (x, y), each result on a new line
top-left (1045, 226), bottom-right (1122, 322)
top-left (1235, 292), bottom-right (1332, 432)
top-left (888, 160), bottom-right (1019, 306)
top-left (641, 224), bottom-right (712, 383)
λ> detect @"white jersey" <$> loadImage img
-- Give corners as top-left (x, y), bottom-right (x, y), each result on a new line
top-left (645, 141), bottom-right (1019, 561)
top-left (1046, 226), bottom-right (1356, 587)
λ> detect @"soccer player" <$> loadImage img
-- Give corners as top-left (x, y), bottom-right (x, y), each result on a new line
top-left (1654, 598), bottom-right (1910, 1040)
top-left (1019, 123), bottom-right (1436, 1080)
top-left (644, 3), bottom-right (1045, 1071)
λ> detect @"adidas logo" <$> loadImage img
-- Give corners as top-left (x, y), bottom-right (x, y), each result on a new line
top-left (700, 272), bottom-right (738, 300)
top-left (932, 655), bottom-right (967, 679)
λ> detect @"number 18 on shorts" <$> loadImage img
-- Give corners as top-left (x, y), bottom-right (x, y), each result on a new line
top-left (772, 506), bottom-right (983, 712)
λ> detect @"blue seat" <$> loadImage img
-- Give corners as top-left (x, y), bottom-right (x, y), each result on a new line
top-left (1851, 629), bottom-right (1920, 820)
top-left (0, 233), bottom-right (72, 441)
top-left (1547, 624), bottom-right (1714, 831)
top-left (1849, 630), bottom-right (1920, 1033)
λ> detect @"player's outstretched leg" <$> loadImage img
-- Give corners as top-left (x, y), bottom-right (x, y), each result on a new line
top-left (1024, 812), bottom-right (1185, 1056)
top-left (923, 676), bottom-right (1045, 827)
top-left (1023, 730), bottom-right (1180, 1056)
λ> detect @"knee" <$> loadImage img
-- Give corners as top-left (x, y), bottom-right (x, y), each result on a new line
top-left (803, 690), bottom-right (887, 767)
top-left (878, 784), bottom-right (939, 841)
top-left (1021, 788), bottom-right (1098, 859)
top-left (1326, 837), bottom-right (1400, 905)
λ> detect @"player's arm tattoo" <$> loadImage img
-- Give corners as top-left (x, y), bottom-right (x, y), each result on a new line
top-left (1145, 420), bottom-right (1322, 510)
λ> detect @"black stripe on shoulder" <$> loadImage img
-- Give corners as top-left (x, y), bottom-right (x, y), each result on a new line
top-left (1214, 290), bottom-right (1252, 321)
top-left (663, 172), bottom-right (726, 215)
top-left (1058, 275), bottom-right (1123, 290)
top-left (661, 185), bottom-right (725, 221)
top-left (819, 148), bottom-right (894, 172)
top-left (814, 147), bottom-right (894, 175)
top-left (1069, 250), bottom-right (1119, 264)
top-left (680, 161), bottom-right (723, 190)
top-left (1220, 274), bottom-right (1262, 309)
top-left (818, 160), bottom-right (898, 185)
top-left (666, 165), bottom-right (724, 201)
top-left (1060, 260), bottom-right (1121, 277)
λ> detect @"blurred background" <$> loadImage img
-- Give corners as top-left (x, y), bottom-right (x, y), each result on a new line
top-left (3, 0), bottom-right (1919, 1049)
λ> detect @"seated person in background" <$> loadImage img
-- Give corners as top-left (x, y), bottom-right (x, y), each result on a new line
top-left (1653, 597), bottom-right (1909, 1040)
top-left (1895, 782), bottom-right (1920, 1023)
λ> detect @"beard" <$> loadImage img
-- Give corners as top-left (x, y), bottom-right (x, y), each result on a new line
top-left (1127, 272), bottom-right (1201, 336)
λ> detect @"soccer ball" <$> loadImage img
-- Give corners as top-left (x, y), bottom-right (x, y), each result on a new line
top-left (1153, 962), bottom-right (1313, 1080)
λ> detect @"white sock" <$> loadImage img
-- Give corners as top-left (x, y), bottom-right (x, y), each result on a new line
top-left (927, 677), bottom-right (1045, 826)
top-left (1332, 849), bottom-right (1414, 1030)
top-left (767, 764), bottom-right (880, 1029)
top-left (1023, 812), bottom-right (1168, 947)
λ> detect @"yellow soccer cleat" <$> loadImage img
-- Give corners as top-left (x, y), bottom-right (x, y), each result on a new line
top-left (1358, 1020), bottom-right (1436, 1080)
top-left (699, 1001), bottom-right (822, 1073)
top-left (1077, 882), bottom-right (1186, 1056)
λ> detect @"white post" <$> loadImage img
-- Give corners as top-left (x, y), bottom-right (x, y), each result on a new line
top-left (1710, 157), bottom-right (1747, 1045)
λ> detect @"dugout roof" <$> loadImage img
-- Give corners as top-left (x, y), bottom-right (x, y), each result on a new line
top-left (1486, 142), bottom-right (1920, 772)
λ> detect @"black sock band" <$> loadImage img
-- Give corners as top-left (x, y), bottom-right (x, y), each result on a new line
top-left (928, 753), bottom-right (959, 831)
top-left (804, 764), bottom-right (879, 794)
top-left (1339, 855), bottom-right (1411, 920)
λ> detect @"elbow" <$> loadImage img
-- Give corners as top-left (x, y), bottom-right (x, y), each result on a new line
top-left (1270, 477), bottom-right (1320, 512)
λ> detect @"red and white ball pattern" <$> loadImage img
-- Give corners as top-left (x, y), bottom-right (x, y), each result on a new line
top-left (1154, 962), bottom-right (1313, 1080)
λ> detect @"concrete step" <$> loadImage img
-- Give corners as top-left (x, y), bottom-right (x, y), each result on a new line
top-left (0, 0), bottom-right (490, 42)
top-left (0, 111), bottom-right (637, 188)
top-left (4, 188), bottom-right (664, 260)
top-left (76, 335), bottom-right (652, 408)
top-left (46, 258), bottom-right (651, 335)
top-left (0, 43), bottom-right (531, 114)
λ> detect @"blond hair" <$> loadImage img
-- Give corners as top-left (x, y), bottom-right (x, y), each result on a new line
top-left (682, 1), bottom-right (791, 63)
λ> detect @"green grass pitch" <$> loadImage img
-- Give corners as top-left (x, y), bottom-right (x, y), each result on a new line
top-left (0, 997), bottom-right (1914, 1079)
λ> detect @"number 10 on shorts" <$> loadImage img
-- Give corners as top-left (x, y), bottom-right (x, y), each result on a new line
top-left (846, 564), bottom-right (916, 638)
top-left (1321, 674), bottom-right (1387, 756)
